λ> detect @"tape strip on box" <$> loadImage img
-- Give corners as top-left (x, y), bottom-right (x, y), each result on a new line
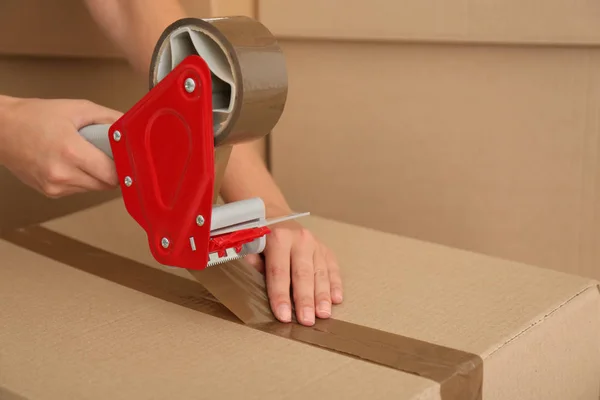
top-left (2, 225), bottom-right (483, 400)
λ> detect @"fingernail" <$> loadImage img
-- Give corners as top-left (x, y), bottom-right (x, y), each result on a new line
top-left (302, 307), bottom-right (315, 325)
top-left (317, 301), bottom-right (331, 317)
top-left (332, 289), bottom-right (343, 303)
top-left (277, 304), bottom-right (292, 322)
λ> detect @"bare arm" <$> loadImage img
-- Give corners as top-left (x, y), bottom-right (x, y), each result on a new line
top-left (83, 0), bottom-right (185, 76)
top-left (83, 0), bottom-right (293, 216)
top-left (83, 0), bottom-right (343, 326)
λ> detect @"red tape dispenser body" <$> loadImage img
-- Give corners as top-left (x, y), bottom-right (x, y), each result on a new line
top-left (108, 55), bottom-right (214, 270)
top-left (76, 18), bottom-right (307, 271)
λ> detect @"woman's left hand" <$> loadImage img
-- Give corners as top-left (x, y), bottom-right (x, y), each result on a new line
top-left (244, 220), bottom-right (343, 326)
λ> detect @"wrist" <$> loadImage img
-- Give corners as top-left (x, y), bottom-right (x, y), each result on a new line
top-left (264, 201), bottom-right (294, 218)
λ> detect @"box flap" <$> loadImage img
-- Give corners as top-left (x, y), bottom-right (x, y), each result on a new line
top-left (1, 199), bottom-right (598, 399)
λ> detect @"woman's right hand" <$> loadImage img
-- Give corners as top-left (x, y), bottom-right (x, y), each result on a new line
top-left (0, 96), bottom-right (122, 198)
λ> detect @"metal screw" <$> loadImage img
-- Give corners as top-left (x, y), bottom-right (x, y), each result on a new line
top-left (113, 130), bottom-right (121, 141)
top-left (161, 237), bottom-right (170, 248)
top-left (124, 176), bottom-right (132, 187)
top-left (196, 215), bottom-right (205, 226)
top-left (184, 78), bottom-right (196, 93)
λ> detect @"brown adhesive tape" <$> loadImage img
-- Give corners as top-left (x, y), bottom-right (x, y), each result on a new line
top-left (149, 16), bottom-right (288, 147)
top-left (3, 225), bottom-right (483, 400)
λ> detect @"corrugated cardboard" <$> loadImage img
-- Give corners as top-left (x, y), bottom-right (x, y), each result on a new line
top-left (0, 198), bottom-right (598, 399)
top-left (263, 2), bottom-right (600, 280)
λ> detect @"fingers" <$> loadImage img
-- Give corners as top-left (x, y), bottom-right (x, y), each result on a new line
top-left (66, 137), bottom-right (119, 187)
top-left (262, 222), bottom-right (343, 326)
top-left (314, 245), bottom-right (332, 319)
top-left (244, 253), bottom-right (265, 274)
top-left (38, 163), bottom-right (113, 198)
top-left (290, 230), bottom-right (316, 326)
top-left (70, 169), bottom-right (116, 192)
top-left (265, 233), bottom-right (293, 323)
top-left (326, 247), bottom-right (344, 304)
top-left (72, 100), bottom-right (123, 127)
top-left (66, 100), bottom-right (121, 186)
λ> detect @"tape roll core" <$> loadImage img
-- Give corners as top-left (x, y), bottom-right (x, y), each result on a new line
top-left (149, 17), bottom-right (288, 147)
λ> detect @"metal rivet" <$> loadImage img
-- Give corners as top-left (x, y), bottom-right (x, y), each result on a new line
top-left (161, 237), bottom-right (170, 248)
top-left (124, 176), bottom-right (132, 187)
top-left (196, 215), bottom-right (205, 226)
top-left (113, 131), bottom-right (121, 141)
top-left (184, 78), bottom-right (196, 93)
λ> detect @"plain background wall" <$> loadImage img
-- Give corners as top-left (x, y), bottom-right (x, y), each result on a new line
top-left (260, 1), bottom-right (600, 280)
top-left (2, 0), bottom-right (598, 281)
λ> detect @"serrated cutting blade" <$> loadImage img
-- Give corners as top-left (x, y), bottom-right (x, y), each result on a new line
top-left (207, 247), bottom-right (247, 267)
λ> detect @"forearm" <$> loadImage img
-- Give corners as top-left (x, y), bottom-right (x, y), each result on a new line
top-left (221, 143), bottom-right (292, 217)
top-left (83, 0), bottom-right (187, 75)
top-left (84, 0), bottom-right (293, 214)
top-left (0, 94), bottom-right (18, 106)
top-left (0, 95), bottom-right (14, 131)
top-left (0, 95), bottom-right (19, 124)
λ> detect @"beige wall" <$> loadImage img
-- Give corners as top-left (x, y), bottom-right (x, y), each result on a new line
top-left (0, 0), bottom-right (212, 58)
top-left (261, 1), bottom-right (600, 280)
top-left (210, 0), bottom-right (255, 18)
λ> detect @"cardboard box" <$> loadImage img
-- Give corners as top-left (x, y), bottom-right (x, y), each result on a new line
top-left (0, 198), bottom-right (599, 399)
top-left (261, 1), bottom-right (600, 280)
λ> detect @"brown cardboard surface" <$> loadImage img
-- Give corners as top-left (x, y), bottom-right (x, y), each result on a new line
top-left (0, 199), bottom-right (598, 399)
top-left (258, 0), bottom-right (600, 45)
top-left (0, 56), bottom-right (146, 232)
top-left (2, 225), bottom-right (484, 399)
top-left (0, 238), bottom-right (435, 400)
top-left (270, 40), bottom-right (600, 281)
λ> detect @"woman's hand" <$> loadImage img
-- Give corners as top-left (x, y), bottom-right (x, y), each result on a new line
top-left (245, 218), bottom-right (344, 326)
top-left (0, 96), bottom-right (122, 197)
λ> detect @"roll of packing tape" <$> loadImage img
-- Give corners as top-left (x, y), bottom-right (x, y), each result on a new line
top-left (149, 16), bottom-right (288, 146)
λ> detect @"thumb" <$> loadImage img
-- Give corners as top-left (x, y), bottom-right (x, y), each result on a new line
top-left (71, 100), bottom-right (123, 128)
top-left (65, 100), bottom-right (122, 186)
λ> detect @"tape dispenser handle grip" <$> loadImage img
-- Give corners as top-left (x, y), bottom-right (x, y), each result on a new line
top-left (78, 124), bottom-right (113, 159)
